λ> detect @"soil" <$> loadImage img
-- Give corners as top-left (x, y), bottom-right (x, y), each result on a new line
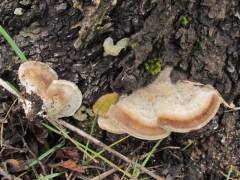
top-left (0, 0), bottom-right (240, 179)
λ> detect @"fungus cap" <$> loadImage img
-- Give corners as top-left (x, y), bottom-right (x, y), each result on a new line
top-left (98, 107), bottom-right (170, 140)
top-left (98, 116), bottom-right (125, 134)
top-left (44, 80), bottom-right (82, 118)
top-left (97, 67), bottom-right (225, 139)
top-left (19, 61), bottom-right (82, 118)
top-left (96, 88), bottom-right (171, 140)
top-left (107, 105), bottom-right (171, 140)
top-left (115, 67), bottom-right (223, 133)
top-left (18, 61), bottom-right (58, 96)
top-left (154, 82), bottom-right (222, 132)
top-left (144, 66), bottom-right (223, 132)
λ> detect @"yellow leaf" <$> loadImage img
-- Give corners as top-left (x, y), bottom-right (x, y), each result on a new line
top-left (93, 92), bottom-right (119, 115)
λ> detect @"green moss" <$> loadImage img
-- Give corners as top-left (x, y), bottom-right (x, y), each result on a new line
top-left (144, 58), bottom-right (161, 75)
top-left (179, 15), bottom-right (190, 26)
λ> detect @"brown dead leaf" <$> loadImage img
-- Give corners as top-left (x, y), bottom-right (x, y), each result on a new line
top-left (5, 159), bottom-right (28, 173)
top-left (53, 160), bottom-right (84, 173)
top-left (55, 147), bottom-right (81, 161)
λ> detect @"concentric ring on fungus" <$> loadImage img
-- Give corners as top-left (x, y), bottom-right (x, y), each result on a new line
top-left (18, 61), bottom-right (82, 118)
top-left (97, 67), bottom-right (229, 140)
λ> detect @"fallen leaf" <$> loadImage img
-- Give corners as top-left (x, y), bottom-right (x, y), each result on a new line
top-left (53, 160), bottom-right (84, 173)
top-left (93, 92), bottom-right (119, 115)
top-left (55, 147), bottom-right (80, 161)
top-left (5, 159), bottom-right (28, 173)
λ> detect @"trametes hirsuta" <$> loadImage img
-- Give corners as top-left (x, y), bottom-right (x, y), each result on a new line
top-left (96, 67), bottom-right (238, 140)
top-left (18, 61), bottom-right (82, 118)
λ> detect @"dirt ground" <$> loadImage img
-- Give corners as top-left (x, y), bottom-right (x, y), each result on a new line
top-left (0, 0), bottom-right (240, 179)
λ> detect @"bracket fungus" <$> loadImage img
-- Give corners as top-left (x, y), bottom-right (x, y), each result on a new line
top-left (18, 61), bottom-right (82, 118)
top-left (93, 92), bottom-right (125, 134)
top-left (18, 61), bottom-right (58, 96)
top-left (97, 67), bottom-right (232, 140)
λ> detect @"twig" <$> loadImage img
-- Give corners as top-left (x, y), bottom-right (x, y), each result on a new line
top-left (1, 99), bottom-right (18, 147)
top-left (120, 160), bottom-right (135, 180)
top-left (20, 136), bottom-right (47, 175)
top-left (58, 120), bottom-right (163, 180)
top-left (1, 144), bottom-right (27, 153)
top-left (0, 166), bottom-right (22, 180)
top-left (45, 120), bottom-right (99, 163)
top-left (91, 166), bottom-right (121, 180)
top-left (160, 146), bottom-right (180, 150)
top-left (0, 123), bottom-right (3, 148)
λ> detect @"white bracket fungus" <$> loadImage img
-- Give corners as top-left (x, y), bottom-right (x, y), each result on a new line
top-left (18, 61), bottom-right (82, 118)
top-left (97, 67), bottom-right (235, 140)
top-left (18, 61), bottom-right (58, 96)
top-left (43, 80), bottom-right (83, 118)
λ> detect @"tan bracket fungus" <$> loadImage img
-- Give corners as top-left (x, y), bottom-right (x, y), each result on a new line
top-left (92, 92), bottom-right (125, 134)
top-left (97, 67), bottom-right (232, 140)
top-left (18, 61), bottom-right (58, 96)
top-left (18, 61), bottom-right (82, 118)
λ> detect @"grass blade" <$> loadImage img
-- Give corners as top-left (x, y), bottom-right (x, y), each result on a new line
top-left (37, 172), bottom-right (64, 180)
top-left (28, 143), bottom-right (64, 168)
top-left (226, 165), bottom-right (233, 180)
top-left (43, 122), bottom-right (133, 178)
top-left (0, 25), bottom-right (27, 62)
top-left (0, 78), bottom-right (20, 97)
top-left (82, 115), bottom-right (98, 163)
top-left (133, 139), bottom-right (162, 178)
top-left (86, 135), bottom-right (129, 164)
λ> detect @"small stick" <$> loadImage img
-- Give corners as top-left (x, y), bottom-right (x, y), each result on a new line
top-left (91, 165), bottom-right (124, 180)
top-left (20, 136), bottom-right (47, 175)
top-left (1, 99), bottom-right (18, 147)
top-left (58, 120), bottom-right (163, 180)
